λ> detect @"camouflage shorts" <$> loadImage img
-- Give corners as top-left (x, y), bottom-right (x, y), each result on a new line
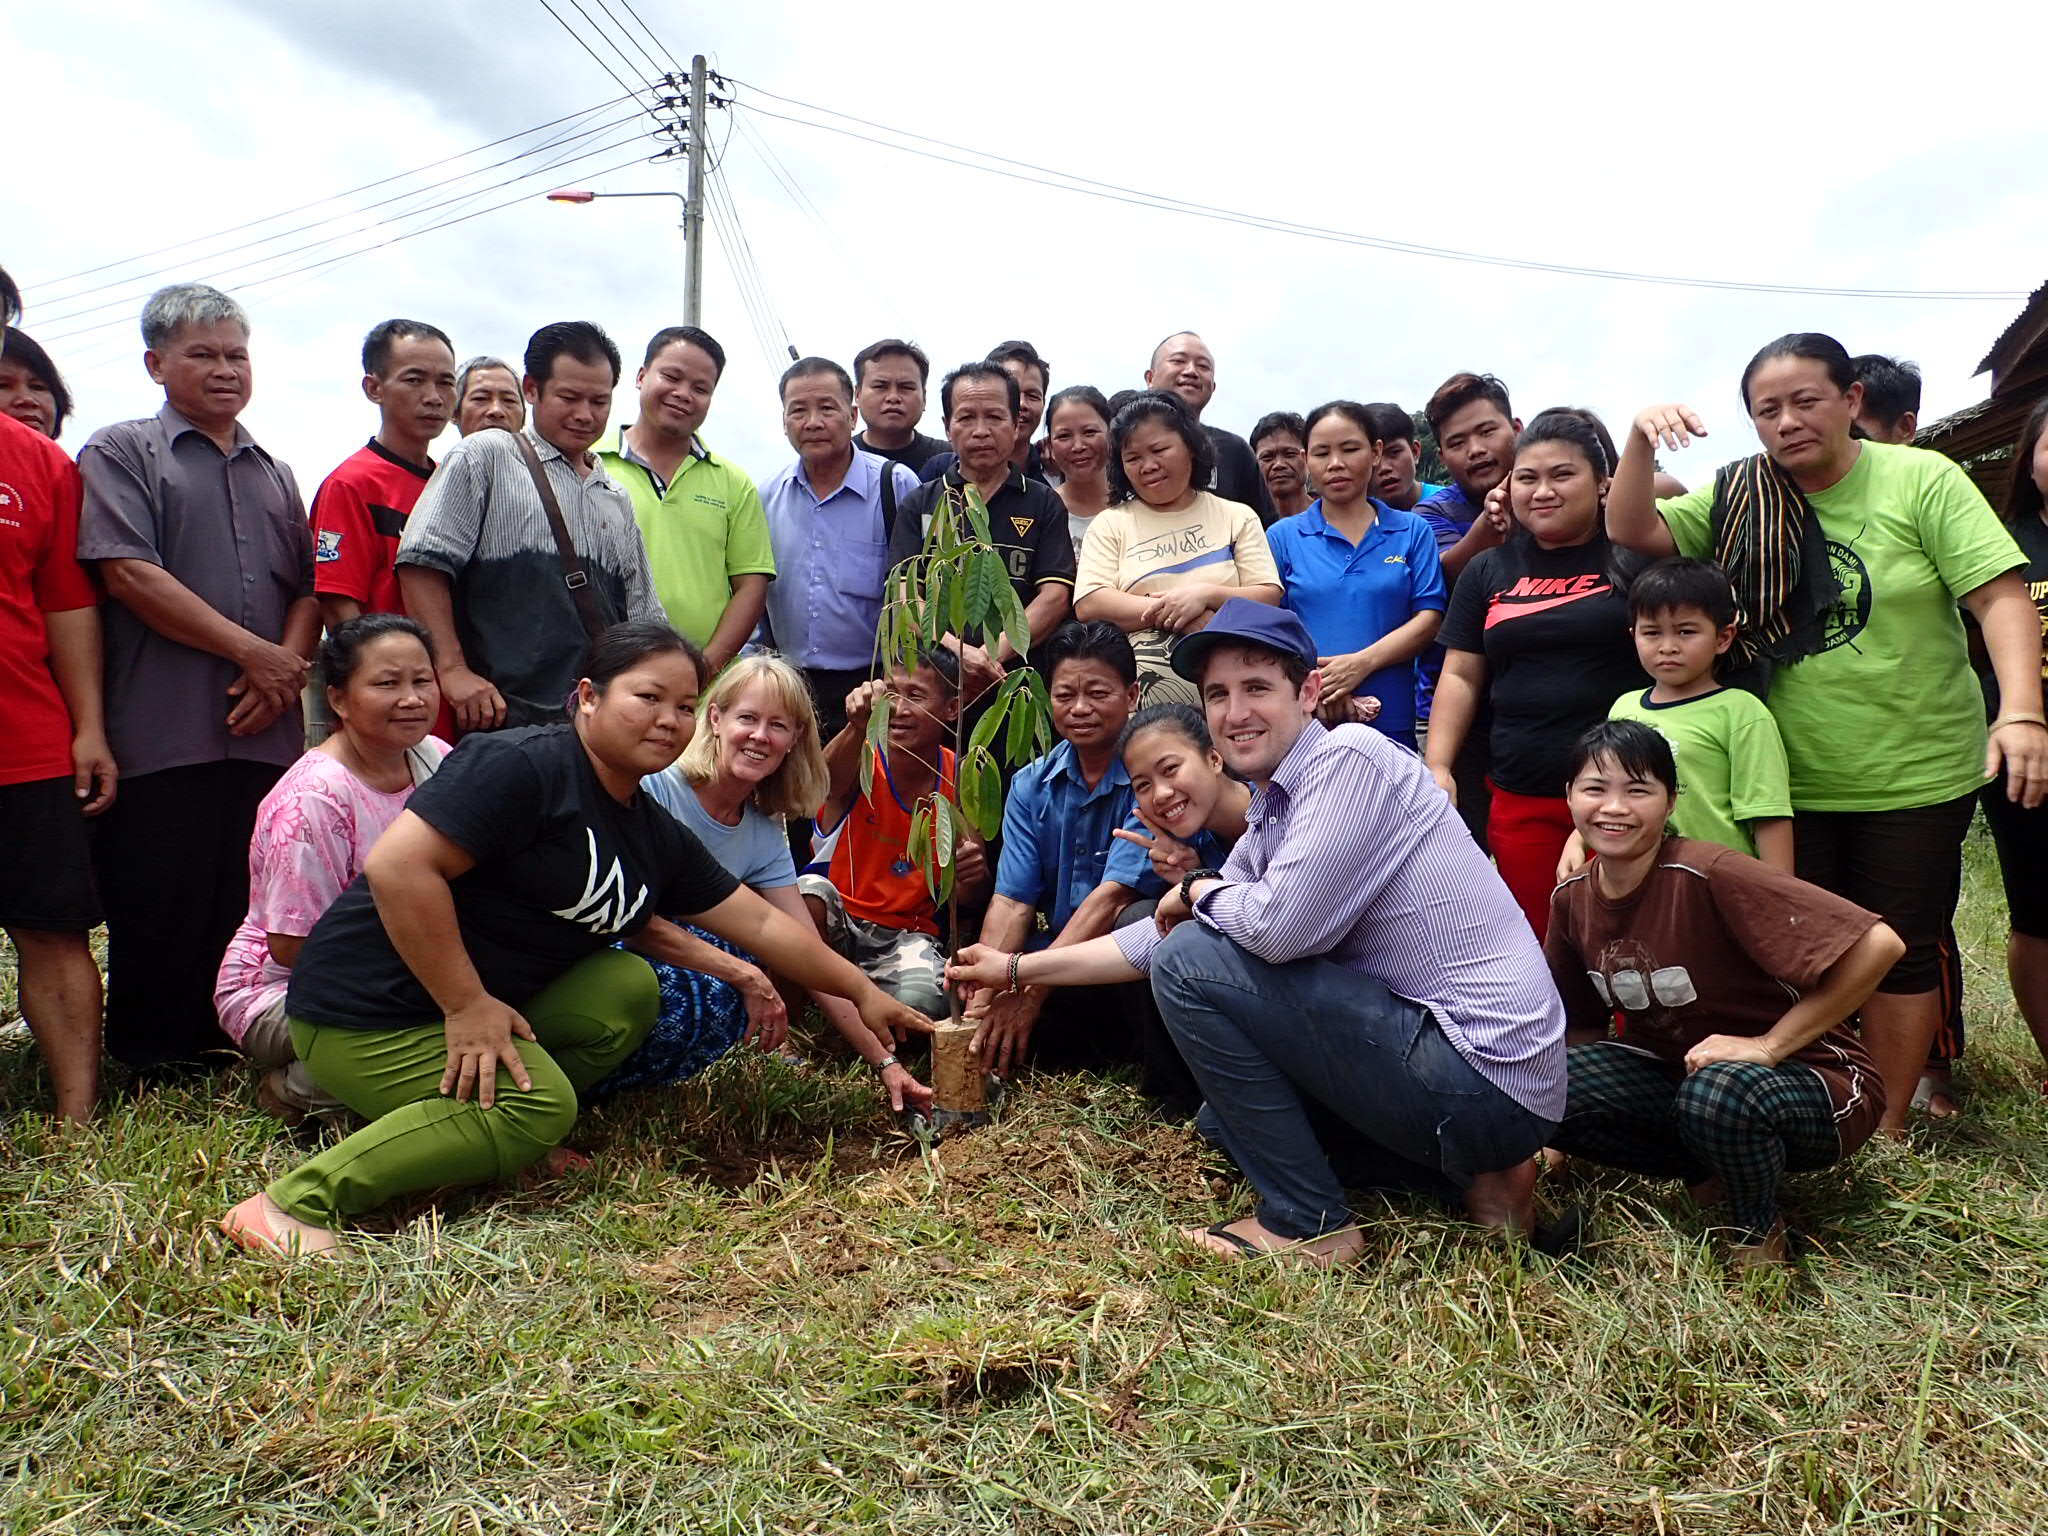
top-left (796, 874), bottom-right (948, 1020)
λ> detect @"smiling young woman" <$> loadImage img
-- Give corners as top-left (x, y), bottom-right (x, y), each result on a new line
top-left (1424, 409), bottom-right (1648, 937)
top-left (1545, 721), bottom-right (1903, 1268)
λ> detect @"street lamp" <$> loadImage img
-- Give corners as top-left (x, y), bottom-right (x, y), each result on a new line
top-left (544, 187), bottom-right (693, 322)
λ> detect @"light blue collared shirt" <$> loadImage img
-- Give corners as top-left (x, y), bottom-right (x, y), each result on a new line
top-left (758, 447), bottom-right (920, 670)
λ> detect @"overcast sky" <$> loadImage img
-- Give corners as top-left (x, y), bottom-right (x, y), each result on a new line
top-left (7, 0), bottom-right (2043, 495)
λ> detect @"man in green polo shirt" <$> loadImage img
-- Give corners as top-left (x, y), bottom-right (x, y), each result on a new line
top-left (596, 326), bottom-right (774, 673)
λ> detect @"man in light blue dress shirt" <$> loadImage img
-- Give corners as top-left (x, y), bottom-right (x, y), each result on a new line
top-left (758, 355), bottom-right (920, 741)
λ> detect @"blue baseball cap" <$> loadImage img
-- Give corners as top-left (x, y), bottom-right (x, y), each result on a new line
top-left (1170, 598), bottom-right (1319, 683)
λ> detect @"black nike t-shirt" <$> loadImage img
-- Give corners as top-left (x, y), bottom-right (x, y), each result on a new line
top-left (1438, 535), bottom-right (1646, 797)
top-left (286, 725), bottom-right (741, 1029)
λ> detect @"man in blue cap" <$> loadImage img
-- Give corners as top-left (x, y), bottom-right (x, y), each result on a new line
top-left (949, 598), bottom-right (1567, 1262)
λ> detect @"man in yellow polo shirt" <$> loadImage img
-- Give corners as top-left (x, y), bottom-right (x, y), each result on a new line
top-left (596, 326), bottom-right (774, 673)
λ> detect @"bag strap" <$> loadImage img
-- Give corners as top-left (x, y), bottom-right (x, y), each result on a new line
top-left (878, 456), bottom-right (901, 545)
top-left (511, 432), bottom-right (608, 644)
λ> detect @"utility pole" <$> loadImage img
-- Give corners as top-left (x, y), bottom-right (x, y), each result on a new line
top-left (684, 54), bottom-right (708, 328)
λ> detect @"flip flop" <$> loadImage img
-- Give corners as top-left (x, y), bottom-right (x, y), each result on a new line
top-left (1202, 1220), bottom-right (1265, 1256)
top-left (1532, 1203), bottom-right (1590, 1260)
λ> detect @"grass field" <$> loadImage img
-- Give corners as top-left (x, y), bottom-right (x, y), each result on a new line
top-left (4, 824), bottom-right (2046, 1534)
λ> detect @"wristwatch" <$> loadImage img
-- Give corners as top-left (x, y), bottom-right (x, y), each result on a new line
top-left (1178, 868), bottom-right (1224, 910)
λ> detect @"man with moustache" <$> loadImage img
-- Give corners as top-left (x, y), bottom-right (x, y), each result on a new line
top-left (596, 325), bottom-right (773, 675)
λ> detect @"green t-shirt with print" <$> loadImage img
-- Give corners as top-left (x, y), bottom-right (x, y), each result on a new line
top-left (1610, 686), bottom-right (1792, 856)
top-left (1656, 443), bottom-right (2023, 812)
top-left (595, 429), bottom-right (777, 648)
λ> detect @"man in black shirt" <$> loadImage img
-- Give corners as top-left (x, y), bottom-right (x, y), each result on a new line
top-left (1145, 330), bottom-right (1278, 525)
top-left (918, 340), bottom-right (1054, 485)
top-left (853, 338), bottom-right (948, 473)
top-left (888, 361), bottom-right (1074, 700)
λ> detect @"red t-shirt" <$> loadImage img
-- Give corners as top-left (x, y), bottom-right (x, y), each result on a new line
top-left (0, 416), bottom-right (97, 787)
top-left (826, 746), bottom-right (957, 934)
top-left (309, 439), bottom-right (434, 614)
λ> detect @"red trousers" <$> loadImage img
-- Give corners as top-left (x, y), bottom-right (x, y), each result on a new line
top-left (1486, 780), bottom-right (1576, 941)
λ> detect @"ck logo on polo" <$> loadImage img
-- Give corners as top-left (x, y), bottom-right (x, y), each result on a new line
top-left (553, 830), bottom-right (650, 934)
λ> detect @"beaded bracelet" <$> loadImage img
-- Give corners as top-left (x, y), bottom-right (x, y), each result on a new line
top-left (1006, 952), bottom-right (1024, 994)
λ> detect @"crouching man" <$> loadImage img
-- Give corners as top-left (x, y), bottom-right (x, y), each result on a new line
top-left (949, 599), bottom-right (1565, 1263)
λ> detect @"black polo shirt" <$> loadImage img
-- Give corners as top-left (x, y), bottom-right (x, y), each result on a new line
top-left (887, 465), bottom-right (1076, 610)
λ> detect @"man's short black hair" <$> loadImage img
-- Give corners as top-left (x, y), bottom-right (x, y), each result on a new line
top-left (525, 320), bottom-right (621, 387)
top-left (985, 339), bottom-right (1049, 393)
top-left (854, 338), bottom-right (930, 387)
top-left (1035, 619), bottom-right (1137, 688)
top-left (1627, 556), bottom-right (1737, 629)
top-left (898, 645), bottom-right (961, 697)
top-left (1851, 353), bottom-right (1922, 427)
top-left (1424, 372), bottom-right (1513, 436)
top-left (361, 318), bottom-right (454, 380)
top-left (941, 360), bottom-right (1020, 421)
top-left (1362, 402), bottom-right (1420, 448)
top-left (643, 325), bottom-right (726, 377)
top-left (778, 355), bottom-right (854, 403)
top-left (0, 266), bottom-right (19, 326)
top-left (1249, 411), bottom-right (1306, 453)
top-left (1567, 719), bottom-right (1678, 799)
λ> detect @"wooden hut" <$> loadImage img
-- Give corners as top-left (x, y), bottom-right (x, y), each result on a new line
top-left (1918, 280), bottom-right (2048, 502)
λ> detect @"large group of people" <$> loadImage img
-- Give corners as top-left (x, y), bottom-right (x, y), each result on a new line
top-left (3, 258), bottom-right (2045, 1272)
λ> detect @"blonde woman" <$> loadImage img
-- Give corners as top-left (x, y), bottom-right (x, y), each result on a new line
top-left (616, 652), bottom-right (934, 1111)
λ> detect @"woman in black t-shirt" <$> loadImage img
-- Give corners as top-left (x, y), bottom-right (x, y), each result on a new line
top-left (1982, 399), bottom-right (2048, 1089)
top-left (1424, 408), bottom-right (1646, 939)
top-left (222, 622), bottom-right (933, 1256)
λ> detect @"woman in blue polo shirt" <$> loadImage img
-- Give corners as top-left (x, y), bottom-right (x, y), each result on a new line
top-left (1266, 400), bottom-right (1447, 750)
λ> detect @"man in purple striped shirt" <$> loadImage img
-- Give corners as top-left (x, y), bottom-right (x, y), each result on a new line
top-left (949, 599), bottom-right (1566, 1263)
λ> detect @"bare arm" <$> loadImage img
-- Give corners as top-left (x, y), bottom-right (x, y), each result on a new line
top-left (1963, 571), bottom-right (2048, 809)
top-left (1319, 609), bottom-right (1443, 699)
top-left (1686, 922), bottom-right (1905, 1071)
top-left (1073, 587), bottom-right (1156, 630)
top-left (44, 606), bottom-right (116, 814)
top-left (398, 565), bottom-right (505, 732)
top-left (681, 880), bottom-right (934, 1041)
top-left (1606, 406), bottom-right (1703, 559)
top-left (1422, 648), bottom-right (1487, 795)
top-left (950, 933), bottom-right (1144, 992)
top-left (704, 573), bottom-right (770, 675)
top-left (318, 594), bottom-right (364, 631)
top-left (362, 811), bottom-right (534, 1107)
top-left (817, 680), bottom-right (885, 827)
top-left (1750, 818), bottom-right (1795, 875)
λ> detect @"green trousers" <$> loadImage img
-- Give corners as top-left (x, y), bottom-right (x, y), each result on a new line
top-left (267, 949), bottom-right (659, 1228)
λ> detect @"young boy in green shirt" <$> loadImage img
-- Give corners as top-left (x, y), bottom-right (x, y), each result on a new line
top-left (1559, 558), bottom-right (1794, 878)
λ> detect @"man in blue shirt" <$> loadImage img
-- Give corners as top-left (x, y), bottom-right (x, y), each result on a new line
top-left (970, 620), bottom-right (1175, 1087)
top-left (758, 355), bottom-right (921, 741)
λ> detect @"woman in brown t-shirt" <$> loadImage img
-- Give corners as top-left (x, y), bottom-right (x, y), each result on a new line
top-left (1543, 721), bottom-right (1904, 1267)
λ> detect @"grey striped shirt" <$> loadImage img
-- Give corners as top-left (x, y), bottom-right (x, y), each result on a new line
top-left (1115, 720), bottom-right (1566, 1119)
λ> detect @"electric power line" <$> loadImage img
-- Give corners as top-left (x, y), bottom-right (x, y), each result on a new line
top-left (727, 83), bottom-right (2028, 303)
top-left (579, 0), bottom-right (669, 81)
top-left (41, 138), bottom-right (675, 348)
top-left (27, 91), bottom-right (638, 299)
top-left (534, 0), bottom-right (672, 128)
top-left (34, 106), bottom-right (647, 323)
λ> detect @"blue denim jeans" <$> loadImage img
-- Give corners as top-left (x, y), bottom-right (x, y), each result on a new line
top-left (1151, 923), bottom-right (1556, 1239)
